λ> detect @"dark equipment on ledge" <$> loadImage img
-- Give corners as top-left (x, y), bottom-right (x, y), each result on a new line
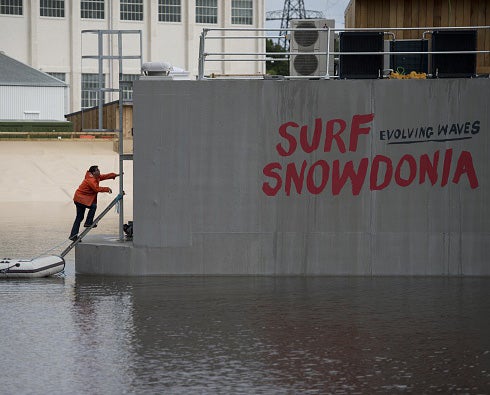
top-left (123, 221), bottom-right (133, 240)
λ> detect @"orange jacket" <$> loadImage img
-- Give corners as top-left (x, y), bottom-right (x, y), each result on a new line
top-left (73, 171), bottom-right (117, 207)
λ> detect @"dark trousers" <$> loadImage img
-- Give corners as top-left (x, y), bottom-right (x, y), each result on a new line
top-left (70, 201), bottom-right (97, 238)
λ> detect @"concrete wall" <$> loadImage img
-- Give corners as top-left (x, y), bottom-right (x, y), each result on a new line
top-left (77, 78), bottom-right (490, 275)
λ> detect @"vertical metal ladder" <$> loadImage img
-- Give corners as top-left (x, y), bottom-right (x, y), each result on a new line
top-left (81, 29), bottom-right (142, 241)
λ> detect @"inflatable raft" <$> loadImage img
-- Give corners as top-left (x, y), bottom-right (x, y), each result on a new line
top-left (0, 255), bottom-right (65, 278)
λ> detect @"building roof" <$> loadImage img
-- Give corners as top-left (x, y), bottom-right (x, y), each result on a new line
top-left (0, 52), bottom-right (67, 87)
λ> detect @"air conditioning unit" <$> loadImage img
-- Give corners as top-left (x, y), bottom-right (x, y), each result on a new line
top-left (290, 19), bottom-right (335, 77)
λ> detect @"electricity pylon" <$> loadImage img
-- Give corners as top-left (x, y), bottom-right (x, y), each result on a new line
top-left (266, 0), bottom-right (323, 48)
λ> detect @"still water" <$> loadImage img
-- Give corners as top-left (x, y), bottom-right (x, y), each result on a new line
top-left (1, 204), bottom-right (490, 394)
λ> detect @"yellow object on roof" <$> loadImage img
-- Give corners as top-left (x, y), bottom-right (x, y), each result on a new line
top-left (389, 70), bottom-right (427, 79)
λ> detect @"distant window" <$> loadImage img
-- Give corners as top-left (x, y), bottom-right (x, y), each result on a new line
top-left (158, 0), bottom-right (180, 22)
top-left (121, 74), bottom-right (139, 101)
top-left (40, 0), bottom-right (64, 17)
top-left (196, 0), bottom-right (217, 24)
top-left (232, 0), bottom-right (252, 25)
top-left (47, 72), bottom-right (66, 82)
top-left (81, 0), bottom-right (104, 19)
top-left (81, 73), bottom-right (105, 109)
top-left (0, 0), bottom-right (23, 15)
top-left (120, 0), bottom-right (143, 21)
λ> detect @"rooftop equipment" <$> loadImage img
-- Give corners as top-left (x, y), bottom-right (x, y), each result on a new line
top-left (141, 62), bottom-right (173, 76)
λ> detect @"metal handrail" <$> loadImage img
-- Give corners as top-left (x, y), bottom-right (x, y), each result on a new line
top-left (60, 193), bottom-right (124, 258)
top-left (198, 25), bottom-right (490, 80)
top-left (203, 50), bottom-right (488, 56)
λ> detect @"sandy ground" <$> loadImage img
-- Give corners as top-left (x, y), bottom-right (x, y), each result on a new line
top-left (0, 141), bottom-right (133, 259)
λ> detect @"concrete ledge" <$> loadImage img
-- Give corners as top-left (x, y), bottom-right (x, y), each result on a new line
top-left (74, 232), bottom-right (490, 276)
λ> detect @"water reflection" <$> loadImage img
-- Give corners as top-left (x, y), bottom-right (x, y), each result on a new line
top-left (70, 276), bottom-right (137, 393)
top-left (70, 276), bottom-right (490, 393)
top-left (0, 273), bottom-right (489, 393)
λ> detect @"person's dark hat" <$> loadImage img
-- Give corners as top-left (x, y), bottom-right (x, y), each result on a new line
top-left (89, 165), bottom-right (99, 173)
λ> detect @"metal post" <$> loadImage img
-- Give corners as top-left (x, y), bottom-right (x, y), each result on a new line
top-left (139, 31), bottom-right (143, 71)
top-left (118, 31), bottom-right (124, 241)
top-left (325, 26), bottom-right (335, 80)
top-left (98, 31), bottom-right (104, 130)
top-left (198, 30), bottom-right (207, 80)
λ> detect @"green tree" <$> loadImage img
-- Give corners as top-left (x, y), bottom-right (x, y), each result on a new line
top-left (266, 39), bottom-right (289, 76)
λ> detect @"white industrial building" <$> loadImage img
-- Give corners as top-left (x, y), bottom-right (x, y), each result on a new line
top-left (0, 52), bottom-right (67, 121)
top-left (0, 0), bottom-right (265, 113)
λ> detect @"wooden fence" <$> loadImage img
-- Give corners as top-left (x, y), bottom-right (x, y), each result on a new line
top-left (65, 101), bottom-right (133, 140)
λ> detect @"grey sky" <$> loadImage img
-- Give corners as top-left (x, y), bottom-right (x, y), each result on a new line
top-left (265, 0), bottom-right (351, 28)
